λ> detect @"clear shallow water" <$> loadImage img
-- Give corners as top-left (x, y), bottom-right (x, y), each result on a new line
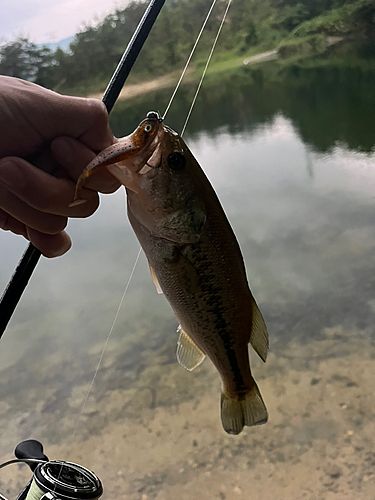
top-left (0, 65), bottom-right (375, 499)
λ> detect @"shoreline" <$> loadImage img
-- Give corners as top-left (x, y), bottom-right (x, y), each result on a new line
top-left (1, 326), bottom-right (374, 499)
top-left (86, 49), bottom-right (278, 102)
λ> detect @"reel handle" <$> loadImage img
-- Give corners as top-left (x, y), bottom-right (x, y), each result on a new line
top-left (15, 441), bottom-right (48, 471)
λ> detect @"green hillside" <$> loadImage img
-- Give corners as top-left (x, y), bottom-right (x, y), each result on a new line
top-left (0, 0), bottom-right (374, 95)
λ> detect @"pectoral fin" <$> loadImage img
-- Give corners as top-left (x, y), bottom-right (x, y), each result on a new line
top-left (148, 263), bottom-right (163, 294)
top-left (176, 326), bottom-right (206, 371)
top-left (249, 297), bottom-right (269, 362)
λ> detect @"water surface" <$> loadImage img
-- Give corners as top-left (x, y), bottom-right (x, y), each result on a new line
top-left (0, 64), bottom-right (375, 499)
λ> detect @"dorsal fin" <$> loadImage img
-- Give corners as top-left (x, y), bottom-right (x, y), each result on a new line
top-left (249, 297), bottom-right (269, 362)
top-left (148, 263), bottom-right (163, 294)
top-left (176, 326), bottom-right (206, 371)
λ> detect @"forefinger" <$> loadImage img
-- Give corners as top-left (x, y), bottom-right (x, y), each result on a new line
top-left (53, 98), bottom-right (115, 152)
top-left (1, 78), bottom-right (115, 158)
top-left (51, 136), bottom-right (121, 194)
top-left (0, 157), bottom-right (99, 217)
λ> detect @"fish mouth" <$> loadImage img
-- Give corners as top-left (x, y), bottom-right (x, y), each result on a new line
top-left (109, 123), bottom-right (164, 169)
top-left (106, 123), bottom-right (165, 191)
top-left (69, 118), bottom-right (164, 206)
top-left (138, 141), bottom-right (163, 175)
top-left (136, 126), bottom-right (164, 174)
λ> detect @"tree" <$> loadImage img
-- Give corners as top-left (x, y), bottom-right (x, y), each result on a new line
top-left (0, 37), bottom-right (53, 82)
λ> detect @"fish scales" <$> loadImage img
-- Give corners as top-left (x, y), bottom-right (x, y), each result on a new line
top-left (128, 196), bottom-right (252, 396)
top-left (71, 112), bottom-right (269, 434)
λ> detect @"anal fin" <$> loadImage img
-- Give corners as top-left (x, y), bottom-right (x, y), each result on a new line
top-left (249, 296), bottom-right (269, 362)
top-left (148, 263), bottom-right (163, 294)
top-left (176, 326), bottom-right (206, 371)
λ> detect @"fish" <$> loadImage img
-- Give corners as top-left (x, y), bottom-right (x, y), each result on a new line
top-left (71, 111), bottom-right (269, 434)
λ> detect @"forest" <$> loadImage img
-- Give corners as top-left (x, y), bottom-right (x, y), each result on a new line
top-left (0, 0), bottom-right (374, 94)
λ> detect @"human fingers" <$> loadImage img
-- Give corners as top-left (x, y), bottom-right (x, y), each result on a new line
top-left (0, 157), bottom-right (99, 218)
top-left (75, 99), bottom-right (115, 151)
top-left (0, 208), bottom-right (27, 238)
top-left (0, 209), bottom-right (71, 257)
top-left (26, 227), bottom-right (72, 258)
top-left (51, 136), bottom-right (121, 194)
top-left (43, 96), bottom-right (115, 152)
top-left (0, 186), bottom-right (67, 234)
top-left (0, 77), bottom-right (115, 157)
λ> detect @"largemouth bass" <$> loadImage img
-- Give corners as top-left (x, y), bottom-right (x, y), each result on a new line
top-left (71, 112), bottom-right (269, 434)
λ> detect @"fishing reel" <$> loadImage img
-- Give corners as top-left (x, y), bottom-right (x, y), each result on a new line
top-left (0, 441), bottom-right (102, 500)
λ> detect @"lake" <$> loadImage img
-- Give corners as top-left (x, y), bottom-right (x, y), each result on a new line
top-left (0, 62), bottom-right (375, 499)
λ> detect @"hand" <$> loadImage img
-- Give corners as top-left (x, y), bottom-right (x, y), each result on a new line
top-left (0, 76), bottom-right (121, 257)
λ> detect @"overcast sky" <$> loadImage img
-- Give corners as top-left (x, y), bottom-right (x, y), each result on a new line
top-left (0, 0), bottom-right (131, 44)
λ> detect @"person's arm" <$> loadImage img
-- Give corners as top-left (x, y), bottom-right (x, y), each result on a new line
top-left (0, 76), bottom-right (120, 257)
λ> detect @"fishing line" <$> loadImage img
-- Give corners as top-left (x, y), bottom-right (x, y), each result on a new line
top-left (181, 0), bottom-right (233, 137)
top-left (71, 245), bottom-right (142, 441)
top-left (73, 0), bottom-right (234, 426)
top-left (51, 235), bottom-right (142, 490)
top-left (69, 0), bottom-right (230, 448)
top-left (162, 0), bottom-right (219, 119)
top-left (54, 199), bottom-right (143, 491)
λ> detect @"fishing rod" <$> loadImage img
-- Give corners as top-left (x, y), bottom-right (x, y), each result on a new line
top-left (0, 0), bottom-right (166, 339)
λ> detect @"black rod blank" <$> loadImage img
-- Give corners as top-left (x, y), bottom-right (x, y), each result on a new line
top-left (103, 0), bottom-right (166, 114)
top-left (0, 0), bottom-right (166, 339)
top-left (0, 244), bottom-right (41, 337)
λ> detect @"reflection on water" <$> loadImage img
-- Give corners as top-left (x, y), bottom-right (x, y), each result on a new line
top-left (110, 64), bottom-right (375, 153)
top-left (0, 65), bottom-right (375, 499)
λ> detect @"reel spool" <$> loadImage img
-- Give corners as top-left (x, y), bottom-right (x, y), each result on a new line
top-left (25, 461), bottom-right (103, 500)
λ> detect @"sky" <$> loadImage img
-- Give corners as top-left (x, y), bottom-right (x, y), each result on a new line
top-left (0, 0), bottom-right (131, 44)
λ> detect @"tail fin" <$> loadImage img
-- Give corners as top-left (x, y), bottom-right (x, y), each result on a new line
top-left (221, 383), bottom-right (268, 435)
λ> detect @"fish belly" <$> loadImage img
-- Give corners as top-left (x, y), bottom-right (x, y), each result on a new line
top-left (126, 193), bottom-right (268, 434)
top-left (128, 201), bottom-right (254, 393)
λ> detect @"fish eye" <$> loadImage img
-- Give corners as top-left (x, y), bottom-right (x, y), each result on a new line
top-left (144, 124), bottom-right (153, 133)
top-left (167, 151), bottom-right (186, 171)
